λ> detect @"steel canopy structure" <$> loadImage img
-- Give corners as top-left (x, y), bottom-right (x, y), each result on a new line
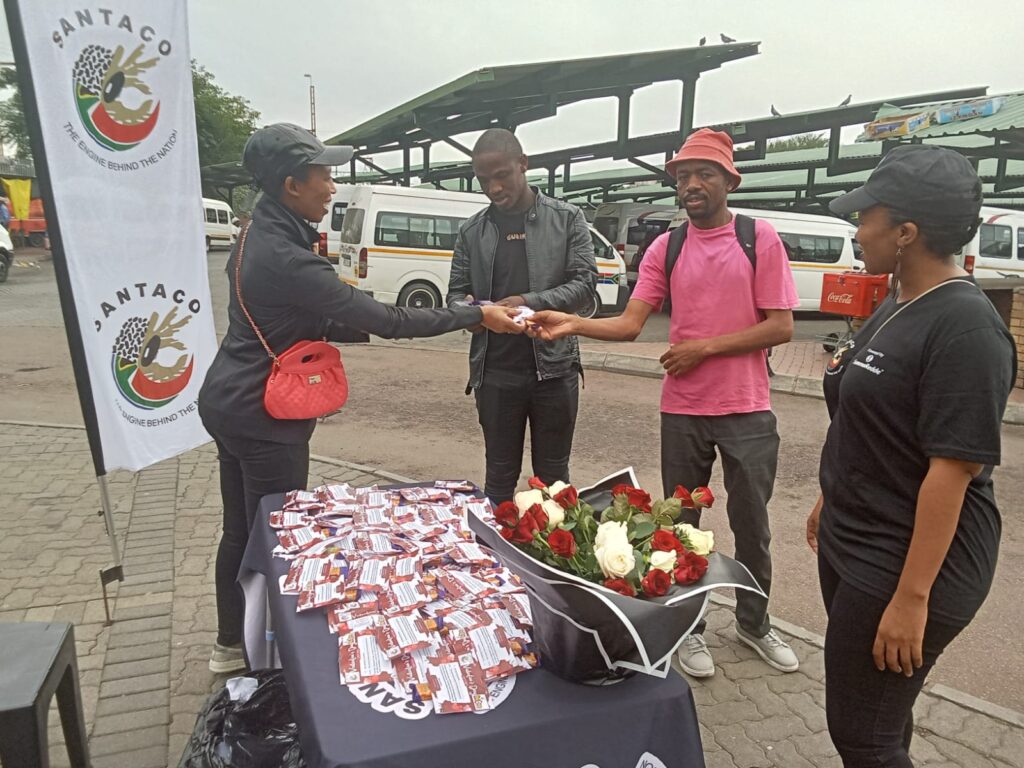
top-left (325, 43), bottom-right (761, 187)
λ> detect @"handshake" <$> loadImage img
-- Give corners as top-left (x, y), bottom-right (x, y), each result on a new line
top-left (461, 294), bottom-right (580, 340)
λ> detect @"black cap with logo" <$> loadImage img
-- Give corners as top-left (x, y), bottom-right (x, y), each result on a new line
top-left (829, 144), bottom-right (982, 223)
top-left (243, 123), bottom-right (354, 191)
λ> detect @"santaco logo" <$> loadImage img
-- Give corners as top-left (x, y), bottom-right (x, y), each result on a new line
top-left (52, 9), bottom-right (174, 154)
top-left (96, 283), bottom-right (201, 411)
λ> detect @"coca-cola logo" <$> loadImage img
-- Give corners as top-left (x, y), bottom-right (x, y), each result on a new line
top-left (827, 292), bottom-right (854, 304)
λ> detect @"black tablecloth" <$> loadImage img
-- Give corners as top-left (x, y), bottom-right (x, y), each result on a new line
top-left (241, 493), bottom-right (706, 768)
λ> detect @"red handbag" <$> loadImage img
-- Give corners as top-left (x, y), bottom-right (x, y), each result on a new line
top-left (235, 224), bottom-right (349, 420)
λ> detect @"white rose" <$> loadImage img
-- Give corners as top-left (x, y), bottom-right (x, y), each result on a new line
top-left (649, 549), bottom-right (677, 573)
top-left (514, 489), bottom-right (544, 514)
top-left (595, 537), bottom-right (635, 579)
top-left (541, 499), bottom-right (565, 530)
top-left (675, 523), bottom-right (715, 556)
top-left (595, 521), bottom-right (629, 549)
top-left (547, 480), bottom-right (570, 496)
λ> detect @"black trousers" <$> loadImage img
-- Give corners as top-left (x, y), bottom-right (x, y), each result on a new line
top-left (819, 554), bottom-right (963, 768)
top-left (474, 372), bottom-right (579, 504)
top-left (660, 411), bottom-right (779, 637)
top-left (212, 431), bottom-right (310, 646)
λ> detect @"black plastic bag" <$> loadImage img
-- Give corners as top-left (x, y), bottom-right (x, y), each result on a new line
top-left (178, 669), bottom-right (306, 768)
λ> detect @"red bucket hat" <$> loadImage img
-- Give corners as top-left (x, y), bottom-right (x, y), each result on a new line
top-left (665, 128), bottom-right (742, 190)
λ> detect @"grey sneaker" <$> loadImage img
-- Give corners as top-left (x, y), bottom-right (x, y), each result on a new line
top-left (209, 642), bottom-right (247, 674)
top-left (736, 626), bottom-right (799, 672)
top-left (676, 634), bottom-right (715, 678)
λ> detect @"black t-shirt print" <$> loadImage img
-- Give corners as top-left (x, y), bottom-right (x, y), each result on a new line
top-left (818, 278), bottom-right (1017, 626)
top-left (485, 210), bottom-right (536, 375)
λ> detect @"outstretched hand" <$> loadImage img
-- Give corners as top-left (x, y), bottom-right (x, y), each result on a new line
top-left (479, 304), bottom-right (525, 334)
top-left (525, 310), bottom-right (579, 341)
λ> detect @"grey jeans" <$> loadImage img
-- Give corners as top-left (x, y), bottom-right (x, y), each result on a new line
top-left (661, 410), bottom-right (779, 638)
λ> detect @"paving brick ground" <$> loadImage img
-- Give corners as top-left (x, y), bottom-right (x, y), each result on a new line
top-left (1, 422), bottom-right (1021, 767)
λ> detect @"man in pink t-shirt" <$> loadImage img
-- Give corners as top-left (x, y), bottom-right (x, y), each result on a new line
top-left (529, 128), bottom-right (800, 678)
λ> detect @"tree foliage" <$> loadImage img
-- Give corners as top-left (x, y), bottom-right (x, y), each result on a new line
top-left (0, 67), bottom-right (32, 160)
top-left (192, 62), bottom-right (260, 169)
top-left (766, 132), bottom-right (829, 153)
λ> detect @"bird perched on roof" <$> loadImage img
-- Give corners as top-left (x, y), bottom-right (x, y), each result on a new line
top-left (838, 94), bottom-right (852, 106)
top-left (720, 33), bottom-right (736, 43)
top-left (699, 36), bottom-right (707, 46)
top-left (770, 104), bottom-right (782, 117)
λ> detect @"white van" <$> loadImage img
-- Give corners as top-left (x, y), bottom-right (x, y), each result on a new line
top-left (337, 185), bottom-right (627, 315)
top-left (960, 206), bottom-right (1024, 279)
top-left (202, 197), bottom-right (235, 251)
top-left (666, 207), bottom-right (861, 311)
top-left (317, 184), bottom-right (359, 264)
top-left (593, 202), bottom-right (678, 282)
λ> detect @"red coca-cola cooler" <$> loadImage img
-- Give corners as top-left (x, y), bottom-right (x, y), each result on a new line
top-left (819, 272), bottom-right (890, 319)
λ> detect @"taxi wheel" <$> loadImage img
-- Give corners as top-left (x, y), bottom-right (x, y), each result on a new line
top-left (398, 282), bottom-right (441, 309)
top-left (575, 292), bottom-right (600, 319)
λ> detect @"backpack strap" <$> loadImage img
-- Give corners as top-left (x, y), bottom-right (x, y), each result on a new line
top-left (664, 220), bottom-right (689, 278)
top-left (733, 213), bottom-right (757, 270)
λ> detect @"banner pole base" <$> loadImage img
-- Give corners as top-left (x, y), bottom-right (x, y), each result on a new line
top-left (96, 474), bottom-right (124, 625)
top-left (98, 565), bottom-right (124, 626)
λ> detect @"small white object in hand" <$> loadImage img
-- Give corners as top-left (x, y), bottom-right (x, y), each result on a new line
top-left (512, 307), bottom-right (535, 326)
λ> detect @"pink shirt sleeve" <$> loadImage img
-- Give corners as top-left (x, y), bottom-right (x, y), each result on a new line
top-left (753, 219), bottom-right (799, 310)
top-left (630, 232), bottom-right (671, 311)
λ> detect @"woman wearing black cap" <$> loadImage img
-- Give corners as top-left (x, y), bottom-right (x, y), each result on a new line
top-left (805, 145), bottom-right (1016, 767)
top-left (198, 123), bottom-right (522, 673)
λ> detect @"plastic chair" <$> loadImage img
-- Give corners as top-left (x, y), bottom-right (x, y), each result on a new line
top-left (0, 622), bottom-right (90, 767)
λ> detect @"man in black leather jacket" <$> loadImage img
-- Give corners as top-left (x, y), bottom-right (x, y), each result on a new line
top-left (446, 129), bottom-right (597, 504)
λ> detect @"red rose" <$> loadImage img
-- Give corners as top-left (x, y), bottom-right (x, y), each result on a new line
top-left (651, 529), bottom-right (683, 553)
top-left (641, 568), bottom-right (672, 597)
top-left (553, 485), bottom-right (578, 510)
top-left (512, 511), bottom-right (540, 543)
top-left (528, 476), bottom-right (547, 490)
top-left (673, 550), bottom-right (709, 585)
top-left (692, 487), bottom-right (715, 509)
top-left (499, 526), bottom-right (515, 541)
top-left (612, 484), bottom-right (651, 512)
top-left (673, 486), bottom-right (695, 507)
top-left (603, 578), bottom-right (636, 597)
top-left (627, 487), bottom-right (652, 513)
top-left (494, 500), bottom-right (519, 528)
top-left (528, 503), bottom-right (549, 531)
top-left (547, 528), bottom-right (577, 558)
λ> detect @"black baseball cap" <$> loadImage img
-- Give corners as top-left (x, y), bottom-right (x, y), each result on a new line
top-left (243, 123), bottom-right (354, 191)
top-left (829, 144), bottom-right (982, 222)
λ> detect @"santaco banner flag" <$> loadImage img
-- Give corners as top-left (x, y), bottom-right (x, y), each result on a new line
top-left (19, 3), bottom-right (216, 471)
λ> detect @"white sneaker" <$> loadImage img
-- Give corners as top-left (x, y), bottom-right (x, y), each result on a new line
top-left (209, 642), bottom-right (247, 674)
top-left (676, 634), bottom-right (715, 678)
top-left (736, 626), bottom-right (799, 673)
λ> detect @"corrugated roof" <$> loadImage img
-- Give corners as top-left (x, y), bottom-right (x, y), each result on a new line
top-left (326, 43), bottom-right (759, 151)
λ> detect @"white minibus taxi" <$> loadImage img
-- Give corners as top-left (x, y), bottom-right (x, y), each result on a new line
top-left (960, 206), bottom-right (1024, 279)
top-left (592, 202), bottom-right (678, 275)
top-left (666, 207), bottom-right (861, 311)
top-left (202, 197), bottom-right (236, 251)
top-left (337, 185), bottom-right (627, 315)
top-left (317, 185), bottom-right (359, 264)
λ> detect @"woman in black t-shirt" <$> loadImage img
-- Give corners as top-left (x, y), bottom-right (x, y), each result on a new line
top-left (806, 146), bottom-right (1016, 768)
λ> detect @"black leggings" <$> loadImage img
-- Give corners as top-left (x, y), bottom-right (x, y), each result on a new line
top-left (213, 432), bottom-right (310, 646)
top-left (818, 554), bottom-right (963, 768)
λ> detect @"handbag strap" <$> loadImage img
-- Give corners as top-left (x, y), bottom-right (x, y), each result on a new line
top-left (864, 278), bottom-right (976, 347)
top-left (234, 222), bottom-right (279, 365)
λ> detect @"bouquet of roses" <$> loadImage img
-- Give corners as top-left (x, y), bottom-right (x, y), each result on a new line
top-left (493, 478), bottom-right (717, 599)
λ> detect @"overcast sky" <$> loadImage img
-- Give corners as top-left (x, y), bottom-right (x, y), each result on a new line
top-left (2, 0), bottom-right (1021, 171)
